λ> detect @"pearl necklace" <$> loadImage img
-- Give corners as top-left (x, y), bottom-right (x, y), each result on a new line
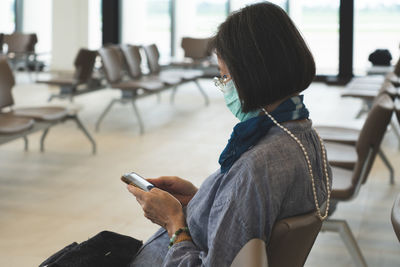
top-left (262, 108), bottom-right (331, 221)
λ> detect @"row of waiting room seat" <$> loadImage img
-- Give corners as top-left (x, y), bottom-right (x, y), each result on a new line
top-left (321, 61), bottom-right (400, 186)
top-left (0, 57), bottom-right (96, 154)
top-left (319, 93), bottom-right (399, 266)
top-left (0, 41), bottom-right (215, 153)
top-left (314, 61), bottom-right (400, 265)
top-left (94, 44), bottom-right (210, 134)
top-left (37, 43), bottom-right (216, 134)
top-left (40, 38), bottom-right (218, 102)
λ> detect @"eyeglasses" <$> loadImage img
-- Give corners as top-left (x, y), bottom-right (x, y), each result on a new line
top-left (213, 75), bottom-right (229, 93)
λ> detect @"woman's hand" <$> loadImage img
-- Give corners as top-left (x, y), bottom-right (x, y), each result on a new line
top-left (147, 176), bottom-right (198, 206)
top-left (128, 185), bottom-right (186, 237)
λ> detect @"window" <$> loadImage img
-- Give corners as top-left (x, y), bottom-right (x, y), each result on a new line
top-left (174, 0), bottom-right (227, 58)
top-left (354, 0), bottom-right (400, 74)
top-left (0, 0), bottom-right (15, 33)
top-left (122, 0), bottom-right (171, 61)
top-left (289, 1), bottom-right (340, 75)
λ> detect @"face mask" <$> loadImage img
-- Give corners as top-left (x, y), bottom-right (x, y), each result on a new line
top-left (223, 80), bottom-right (260, 122)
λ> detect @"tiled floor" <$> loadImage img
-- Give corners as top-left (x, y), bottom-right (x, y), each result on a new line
top-left (0, 74), bottom-right (399, 266)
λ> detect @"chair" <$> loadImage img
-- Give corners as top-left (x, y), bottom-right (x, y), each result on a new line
top-left (392, 193), bottom-right (400, 242)
top-left (4, 33), bottom-right (37, 54)
top-left (231, 239), bottom-right (268, 267)
top-left (3, 33), bottom-right (38, 73)
top-left (321, 94), bottom-right (394, 267)
top-left (342, 53), bottom-right (400, 118)
top-left (143, 44), bottom-right (209, 106)
top-left (0, 113), bottom-right (34, 150)
top-left (181, 37), bottom-right (212, 62)
top-left (0, 114), bottom-right (34, 134)
top-left (121, 44), bottom-right (183, 104)
top-left (171, 37), bottom-right (219, 78)
top-left (37, 48), bottom-right (102, 102)
top-left (315, 91), bottom-right (398, 184)
top-left (230, 211), bottom-right (322, 267)
top-left (342, 75), bottom-right (398, 119)
top-left (267, 212), bottom-right (322, 267)
top-left (342, 82), bottom-right (400, 147)
top-left (0, 58), bottom-right (96, 154)
top-left (96, 45), bottom-right (165, 134)
top-left (121, 44), bottom-right (181, 86)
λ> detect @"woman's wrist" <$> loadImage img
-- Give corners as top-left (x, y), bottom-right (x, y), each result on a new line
top-left (169, 228), bottom-right (192, 248)
top-left (167, 212), bottom-right (186, 237)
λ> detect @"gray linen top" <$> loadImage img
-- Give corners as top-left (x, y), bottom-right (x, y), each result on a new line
top-left (131, 120), bottom-right (331, 267)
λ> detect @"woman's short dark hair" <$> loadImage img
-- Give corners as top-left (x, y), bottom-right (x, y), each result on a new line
top-left (210, 2), bottom-right (315, 112)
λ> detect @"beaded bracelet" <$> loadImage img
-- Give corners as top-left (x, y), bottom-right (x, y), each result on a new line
top-left (168, 227), bottom-right (191, 248)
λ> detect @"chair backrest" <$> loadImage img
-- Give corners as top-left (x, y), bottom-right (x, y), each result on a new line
top-left (181, 37), bottom-right (212, 60)
top-left (353, 94), bottom-right (394, 187)
top-left (98, 46), bottom-right (126, 84)
top-left (0, 33), bottom-right (4, 53)
top-left (0, 58), bottom-right (15, 109)
top-left (4, 33), bottom-right (37, 53)
top-left (73, 48), bottom-right (98, 83)
top-left (231, 239), bottom-right (268, 267)
top-left (143, 44), bottom-right (161, 74)
top-left (266, 211), bottom-right (322, 267)
top-left (121, 44), bottom-right (143, 79)
top-left (391, 193), bottom-right (400, 242)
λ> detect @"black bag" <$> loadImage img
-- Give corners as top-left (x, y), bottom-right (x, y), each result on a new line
top-left (39, 231), bottom-right (143, 267)
top-left (368, 49), bottom-right (392, 66)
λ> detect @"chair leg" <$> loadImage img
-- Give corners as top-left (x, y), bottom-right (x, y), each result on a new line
top-left (321, 219), bottom-right (367, 267)
top-left (378, 149), bottom-right (395, 185)
top-left (95, 99), bottom-right (118, 132)
top-left (131, 100), bottom-right (145, 135)
top-left (170, 86), bottom-right (178, 104)
top-left (40, 128), bottom-right (50, 152)
top-left (157, 93), bottom-right (162, 104)
top-left (71, 116), bottom-right (97, 155)
top-left (194, 79), bottom-right (209, 106)
top-left (23, 136), bottom-right (29, 151)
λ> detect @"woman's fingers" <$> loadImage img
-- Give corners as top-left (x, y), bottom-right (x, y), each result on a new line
top-left (127, 185), bottom-right (146, 202)
top-left (147, 176), bottom-right (175, 188)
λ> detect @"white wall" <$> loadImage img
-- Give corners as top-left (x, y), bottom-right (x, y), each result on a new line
top-left (51, 0), bottom-right (89, 71)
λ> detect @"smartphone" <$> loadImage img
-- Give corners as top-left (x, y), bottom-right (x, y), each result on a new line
top-left (121, 172), bottom-right (155, 192)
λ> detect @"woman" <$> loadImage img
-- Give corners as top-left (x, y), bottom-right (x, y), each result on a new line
top-left (129, 2), bottom-right (331, 266)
